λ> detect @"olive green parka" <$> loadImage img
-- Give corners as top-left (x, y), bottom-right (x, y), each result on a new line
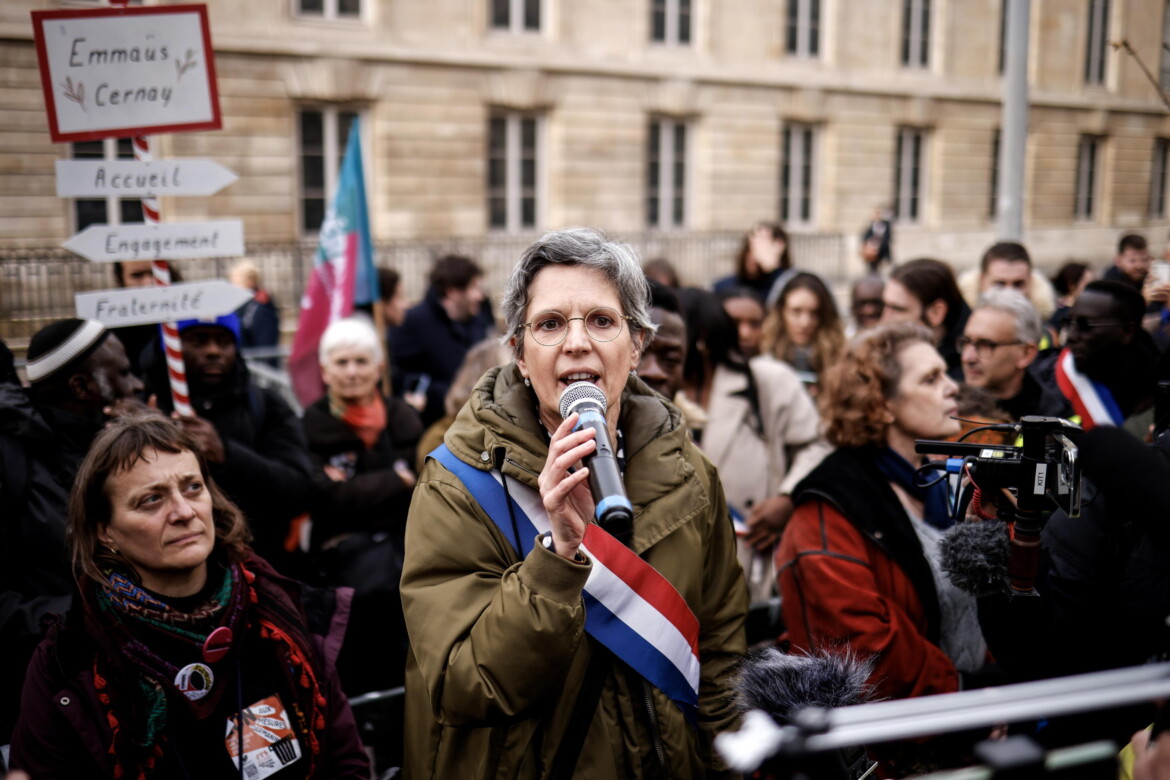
top-left (401, 365), bottom-right (748, 779)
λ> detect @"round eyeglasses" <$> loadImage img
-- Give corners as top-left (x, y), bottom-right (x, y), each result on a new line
top-left (522, 307), bottom-right (632, 347)
top-left (955, 336), bottom-right (1024, 359)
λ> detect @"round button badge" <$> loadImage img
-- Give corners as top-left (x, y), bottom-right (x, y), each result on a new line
top-left (202, 626), bottom-right (233, 663)
top-left (174, 662), bottom-right (214, 701)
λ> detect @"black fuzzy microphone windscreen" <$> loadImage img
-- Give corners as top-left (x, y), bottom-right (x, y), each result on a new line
top-left (940, 521), bottom-right (1010, 595)
top-left (732, 648), bottom-right (875, 724)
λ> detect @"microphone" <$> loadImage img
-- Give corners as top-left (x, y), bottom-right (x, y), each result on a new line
top-left (940, 521), bottom-right (1011, 596)
top-left (717, 649), bottom-right (876, 774)
top-left (731, 647), bottom-right (875, 723)
top-left (558, 381), bottom-right (634, 532)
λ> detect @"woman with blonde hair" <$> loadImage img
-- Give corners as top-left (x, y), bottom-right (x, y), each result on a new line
top-left (761, 271), bottom-right (845, 392)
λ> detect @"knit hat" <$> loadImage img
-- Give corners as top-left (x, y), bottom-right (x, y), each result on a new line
top-left (173, 313), bottom-right (242, 344)
top-left (26, 318), bottom-right (109, 385)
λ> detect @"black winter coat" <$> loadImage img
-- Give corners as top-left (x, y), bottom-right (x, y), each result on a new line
top-left (301, 394), bottom-right (423, 542)
top-left (387, 287), bottom-right (493, 425)
top-left (0, 383), bottom-right (102, 742)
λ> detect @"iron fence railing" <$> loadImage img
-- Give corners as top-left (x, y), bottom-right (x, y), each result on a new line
top-left (0, 231), bottom-right (847, 345)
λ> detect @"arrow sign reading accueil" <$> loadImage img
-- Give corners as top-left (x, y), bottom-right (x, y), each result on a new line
top-left (56, 159), bottom-right (238, 198)
top-left (76, 280), bottom-right (253, 327)
top-left (63, 220), bottom-right (245, 262)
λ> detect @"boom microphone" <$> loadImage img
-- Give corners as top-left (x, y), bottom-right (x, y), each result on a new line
top-left (559, 381), bottom-right (634, 533)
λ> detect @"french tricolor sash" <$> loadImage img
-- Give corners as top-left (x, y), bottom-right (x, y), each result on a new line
top-left (430, 444), bottom-right (701, 715)
top-left (1054, 348), bottom-right (1124, 430)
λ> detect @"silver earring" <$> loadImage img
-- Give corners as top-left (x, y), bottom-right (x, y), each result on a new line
top-left (524, 377), bottom-right (531, 387)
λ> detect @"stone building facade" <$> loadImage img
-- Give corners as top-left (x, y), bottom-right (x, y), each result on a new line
top-left (1, 0), bottom-right (1169, 285)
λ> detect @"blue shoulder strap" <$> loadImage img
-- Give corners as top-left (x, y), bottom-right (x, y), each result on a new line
top-left (429, 443), bottom-right (534, 558)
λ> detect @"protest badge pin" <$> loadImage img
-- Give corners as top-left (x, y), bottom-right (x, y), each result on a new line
top-left (174, 662), bottom-right (214, 701)
top-left (203, 626), bottom-right (233, 663)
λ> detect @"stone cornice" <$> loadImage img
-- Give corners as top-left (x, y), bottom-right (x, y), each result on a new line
top-left (2, 23), bottom-right (1165, 117)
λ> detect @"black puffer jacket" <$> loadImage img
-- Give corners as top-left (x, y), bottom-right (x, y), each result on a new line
top-left (975, 427), bottom-right (1170, 747)
top-left (0, 382), bottom-right (102, 742)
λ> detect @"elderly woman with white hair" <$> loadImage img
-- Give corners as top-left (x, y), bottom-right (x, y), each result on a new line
top-left (401, 228), bottom-right (747, 779)
top-left (301, 316), bottom-right (423, 695)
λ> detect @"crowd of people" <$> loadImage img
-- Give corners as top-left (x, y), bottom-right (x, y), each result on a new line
top-left (2, 223), bottom-right (1170, 778)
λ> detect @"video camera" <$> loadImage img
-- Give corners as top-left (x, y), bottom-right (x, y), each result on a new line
top-left (914, 415), bottom-right (1083, 520)
top-left (915, 415), bottom-right (1083, 596)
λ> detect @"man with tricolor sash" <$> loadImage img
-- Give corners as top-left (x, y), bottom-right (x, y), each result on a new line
top-left (1041, 280), bottom-right (1161, 434)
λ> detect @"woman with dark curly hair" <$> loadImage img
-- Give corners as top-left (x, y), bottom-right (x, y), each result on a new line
top-left (776, 323), bottom-right (990, 710)
top-left (10, 416), bottom-right (367, 779)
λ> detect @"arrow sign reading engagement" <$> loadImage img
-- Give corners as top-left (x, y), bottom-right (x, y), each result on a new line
top-left (63, 220), bottom-right (244, 262)
top-left (56, 159), bottom-right (238, 197)
top-left (76, 280), bottom-right (253, 327)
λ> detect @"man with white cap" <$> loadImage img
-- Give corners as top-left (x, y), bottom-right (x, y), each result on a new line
top-left (0, 318), bottom-right (144, 744)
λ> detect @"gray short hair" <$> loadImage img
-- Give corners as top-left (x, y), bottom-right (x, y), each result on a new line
top-left (319, 316), bottom-right (382, 366)
top-left (500, 227), bottom-right (656, 358)
top-left (974, 287), bottom-right (1043, 345)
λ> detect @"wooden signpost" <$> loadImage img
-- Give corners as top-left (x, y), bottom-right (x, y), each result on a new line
top-left (55, 158), bottom-right (238, 198)
top-left (32, 2), bottom-right (237, 417)
top-left (75, 280), bottom-right (253, 327)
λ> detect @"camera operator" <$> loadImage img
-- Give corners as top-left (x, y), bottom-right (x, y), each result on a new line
top-left (946, 422), bottom-right (1170, 750)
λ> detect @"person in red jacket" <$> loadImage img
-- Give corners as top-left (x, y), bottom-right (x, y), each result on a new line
top-left (777, 322), bottom-right (993, 705)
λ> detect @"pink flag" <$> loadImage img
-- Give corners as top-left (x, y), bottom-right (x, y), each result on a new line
top-left (289, 120), bottom-right (377, 407)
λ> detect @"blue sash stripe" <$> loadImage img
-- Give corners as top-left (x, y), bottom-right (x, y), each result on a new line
top-left (431, 444), bottom-right (536, 558)
top-left (1093, 379), bottom-right (1125, 426)
top-left (582, 592), bottom-right (698, 709)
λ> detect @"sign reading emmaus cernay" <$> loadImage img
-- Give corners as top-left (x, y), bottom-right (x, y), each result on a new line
top-left (31, 4), bottom-right (221, 143)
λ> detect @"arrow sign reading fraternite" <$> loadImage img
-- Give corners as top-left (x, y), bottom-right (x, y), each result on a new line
top-left (63, 220), bottom-right (244, 262)
top-left (76, 280), bottom-right (253, 327)
top-left (56, 159), bottom-right (238, 197)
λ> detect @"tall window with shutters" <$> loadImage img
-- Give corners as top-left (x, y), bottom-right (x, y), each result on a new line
top-left (781, 123), bottom-right (817, 226)
top-left (295, 0), bottom-right (361, 20)
top-left (785, 0), bottom-right (820, 58)
top-left (651, 0), bottom-right (691, 45)
top-left (298, 107), bottom-right (360, 235)
top-left (487, 111), bottom-right (541, 231)
top-left (1074, 135), bottom-right (1101, 221)
top-left (893, 127), bottom-right (926, 223)
top-left (901, 0), bottom-right (930, 68)
top-left (647, 118), bottom-right (688, 229)
top-left (490, 0), bottom-right (540, 32)
top-left (70, 139), bottom-right (143, 231)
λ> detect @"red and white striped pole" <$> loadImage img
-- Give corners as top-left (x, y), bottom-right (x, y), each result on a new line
top-left (105, 1), bottom-right (192, 416)
top-left (134, 134), bottom-right (193, 416)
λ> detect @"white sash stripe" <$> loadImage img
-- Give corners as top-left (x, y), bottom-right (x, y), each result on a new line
top-left (495, 471), bottom-right (701, 689)
top-left (1060, 350), bottom-right (1114, 424)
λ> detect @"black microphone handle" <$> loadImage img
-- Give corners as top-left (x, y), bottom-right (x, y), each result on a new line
top-left (573, 403), bottom-right (634, 540)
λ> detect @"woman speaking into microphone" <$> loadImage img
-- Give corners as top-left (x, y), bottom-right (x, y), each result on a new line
top-left (401, 227), bottom-right (748, 779)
